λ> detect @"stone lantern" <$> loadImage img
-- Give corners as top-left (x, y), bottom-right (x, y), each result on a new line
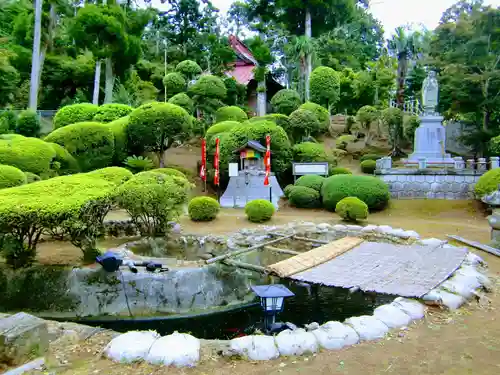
top-left (482, 185), bottom-right (500, 245)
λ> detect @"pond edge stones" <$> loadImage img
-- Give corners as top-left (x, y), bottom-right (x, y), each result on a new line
top-left (103, 222), bottom-right (491, 366)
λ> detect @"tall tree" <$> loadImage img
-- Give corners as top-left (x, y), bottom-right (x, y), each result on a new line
top-left (248, 36), bottom-right (272, 116)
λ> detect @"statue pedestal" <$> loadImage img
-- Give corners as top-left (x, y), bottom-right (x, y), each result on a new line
top-left (407, 115), bottom-right (454, 164)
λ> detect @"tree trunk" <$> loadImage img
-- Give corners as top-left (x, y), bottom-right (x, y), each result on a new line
top-left (396, 56), bottom-right (408, 109)
top-left (92, 60), bottom-right (101, 105)
top-left (257, 79), bottom-right (267, 116)
top-left (304, 7), bottom-right (312, 101)
top-left (104, 57), bottom-right (114, 104)
top-left (29, 0), bottom-right (43, 110)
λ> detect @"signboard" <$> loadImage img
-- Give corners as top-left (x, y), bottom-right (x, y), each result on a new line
top-left (228, 163), bottom-right (239, 177)
top-left (292, 162), bottom-right (329, 177)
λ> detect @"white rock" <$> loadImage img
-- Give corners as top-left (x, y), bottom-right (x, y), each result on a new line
top-left (388, 228), bottom-right (411, 239)
top-left (145, 332), bottom-right (200, 367)
top-left (391, 298), bottom-right (426, 320)
top-left (333, 224), bottom-right (348, 231)
top-left (441, 265), bottom-right (491, 298)
top-left (312, 321), bottom-right (359, 350)
top-left (420, 238), bottom-right (446, 247)
top-left (373, 304), bottom-right (412, 328)
top-left (344, 316), bottom-right (389, 341)
top-left (345, 225), bottom-right (363, 231)
top-left (305, 322), bottom-right (320, 331)
top-left (375, 225), bottom-right (393, 234)
top-left (361, 225), bottom-right (377, 232)
top-left (403, 230), bottom-right (420, 238)
top-left (456, 265), bottom-right (491, 289)
top-left (422, 289), bottom-right (465, 310)
top-left (316, 223), bottom-right (333, 231)
top-left (463, 252), bottom-right (485, 266)
top-left (230, 335), bottom-right (279, 361)
top-left (105, 330), bottom-right (159, 363)
top-left (275, 329), bottom-right (319, 356)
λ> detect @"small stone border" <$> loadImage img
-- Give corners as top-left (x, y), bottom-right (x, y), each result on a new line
top-left (103, 223), bottom-right (491, 367)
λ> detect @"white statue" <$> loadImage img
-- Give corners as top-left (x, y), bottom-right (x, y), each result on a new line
top-left (422, 70), bottom-right (439, 114)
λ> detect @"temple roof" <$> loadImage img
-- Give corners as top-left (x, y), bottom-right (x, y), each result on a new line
top-left (236, 140), bottom-right (267, 153)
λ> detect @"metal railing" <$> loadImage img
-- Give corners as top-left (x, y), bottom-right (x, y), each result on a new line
top-left (389, 99), bottom-right (423, 116)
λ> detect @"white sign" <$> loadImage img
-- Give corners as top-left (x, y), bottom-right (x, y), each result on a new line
top-left (228, 163), bottom-right (239, 177)
top-left (292, 162), bottom-right (329, 176)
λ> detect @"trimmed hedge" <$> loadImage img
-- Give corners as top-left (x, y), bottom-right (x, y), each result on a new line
top-left (299, 102), bottom-right (330, 131)
top-left (215, 106), bottom-right (248, 123)
top-left (330, 167), bottom-right (352, 175)
top-left (188, 196), bottom-right (220, 221)
top-left (53, 103), bottom-right (99, 129)
top-left (24, 172), bottom-right (41, 184)
top-left (321, 175), bottom-right (390, 211)
top-left (48, 142), bottom-right (80, 175)
top-left (163, 72), bottom-right (186, 97)
top-left (0, 164), bottom-right (27, 189)
top-left (289, 186), bottom-right (321, 208)
top-left (270, 89), bottom-right (301, 115)
top-left (206, 121), bottom-right (240, 141)
top-left (45, 122), bottom-right (115, 172)
top-left (335, 197), bottom-right (368, 222)
top-left (295, 175), bottom-right (325, 192)
top-left (107, 116), bottom-right (129, 165)
top-left (168, 93), bottom-right (194, 114)
top-left (292, 142), bottom-right (333, 165)
top-left (0, 135), bottom-right (56, 175)
top-left (93, 104), bottom-right (133, 123)
top-left (15, 109), bottom-right (40, 137)
top-left (86, 167), bottom-right (133, 185)
top-left (175, 60), bottom-right (202, 80)
top-left (151, 168), bottom-right (187, 179)
top-left (360, 160), bottom-right (377, 174)
top-left (475, 168), bottom-right (500, 198)
top-left (288, 109), bottom-right (321, 141)
top-left (189, 75), bottom-right (227, 99)
top-left (360, 154), bottom-right (384, 162)
top-left (256, 114), bottom-right (290, 132)
top-left (284, 184), bottom-right (295, 198)
top-left (310, 66), bottom-right (340, 108)
top-left (245, 199), bottom-right (275, 223)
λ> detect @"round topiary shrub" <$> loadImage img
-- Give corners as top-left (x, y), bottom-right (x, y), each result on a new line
top-left (48, 142), bottom-right (80, 175)
top-left (475, 168), bottom-right (500, 198)
top-left (335, 197), bottom-right (368, 222)
top-left (168, 93), bottom-right (194, 114)
top-left (188, 196), bottom-right (220, 221)
top-left (299, 102), bottom-right (330, 131)
top-left (270, 89), bottom-right (302, 115)
top-left (189, 75), bottom-right (227, 99)
top-left (295, 175), bottom-right (325, 192)
top-left (86, 167), bottom-right (134, 185)
top-left (175, 60), bottom-right (202, 80)
top-left (205, 121), bottom-right (240, 142)
top-left (15, 109), bottom-right (40, 137)
top-left (93, 104), bottom-right (133, 123)
top-left (288, 109), bottom-right (321, 141)
top-left (329, 167), bottom-right (352, 175)
top-left (310, 66), bottom-right (340, 108)
top-left (360, 160), bottom-right (377, 174)
top-left (53, 103), bottom-right (99, 129)
top-left (0, 135), bottom-right (56, 175)
top-left (163, 72), bottom-right (186, 98)
top-left (360, 154), bottom-right (384, 162)
top-left (0, 164), bottom-right (27, 189)
top-left (245, 199), bottom-right (275, 223)
top-left (284, 184), bottom-right (295, 198)
top-left (151, 168), bottom-right (187, 179)
top-left (24, 171), bottom-right (41, 184)
top-left (107, 116), bottom-right (129, 165)
top-left (321, 174), bottom-right (390, 211)
top-left (215, 106), bottom-right (248, 123)
top-left (292, 142), bottom-right (334, 165)
top-left (289, 186), bottom-right (321, 208)
top-left (45, 122), bottom-right (115, 172)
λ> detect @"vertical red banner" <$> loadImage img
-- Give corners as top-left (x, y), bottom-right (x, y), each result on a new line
top-left (264, 135), bottom-right (271, 186)
top-left (214, 137), bottom-right (220, 186)
top-left (200, 138), bottom-right (206, 181)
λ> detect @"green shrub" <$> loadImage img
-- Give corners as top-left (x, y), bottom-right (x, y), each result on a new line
top-left (0, 164), bottom-right (27, 189)
top-left (360, 160), bottom-right (377, 174)
top-left (336, 134), bottom-right (356, 150)
top-left (329, 167), bottom-right (352, 175)
top-left (215, 106), bottom-right (248, 123)
top-left (255, 114), bottom-right (290, 132)
top-left (289, 186), bottom-right (321, 208)
top-left (157, 165), bottom-right (195, 181)
top-left (188, 196), bottom-right (220, 221)
top-left (93, 104), bottom-right (133, 123)
top-left (360, 154), bottom-right (384, 162)
top-left (86, 167), bottom-right (133, 185)
top-left (15, 110), bottom-right (40, 137)
top-left (335, 197), bottom-right (368, 222)
top-left (175, 60), bottom-right (202, 80)
top-left (53, 103), bottom-right (99, 129)
top-left (310, 66), bottom-right (340, 108)
top-left (299, 102), bottom-right (330, 131)
top-left (206, 121), bottom-right (240, 141)
top-left (0, 135), bottom-right (56, 175)
top-left (48, 142), bottom-right (80, 175)
top-left (45, 122), bottom-right (115, 172)
top-left (284, 184), bottom-right (295, 198)
top-left (381, 107), bottom-right (404, 148)
top-left (245, 199), bottom-right (275, 223)
top-left (107, 116), bottom-right (129, 165)
top-left (124, 155), bottom-right (155, 173)
top-left (356, 106), bottom-right (379, 130)
top-left (151, 168), bottom-right (187, 179)
top-left (189, 75), bottom-right (227, 99)
top-left (288, 109), bottom-right (321, 141)
top-left (403, 115), bottom-right (420, 143)
top-left (0, 110), bottom-right (17, 133)
top-left (0, 234), bottom-right (36, 269)
top-left (163, 72), bottom-right (186, 98)
top-left (24, 172), bottom-right (41, 184)
top-left (321, 175), bottom-right (390, 211)
top-left (475, 169), bottom-right (500, 198)
top-left (116, 172), bottom-right (189, 236)
top-left (168, 93), bottom-right (194, 114)
top-left (490, 135), bottom-right (500, 156)
top-left (292, 142), bottom-right (334, 166)
top-left (295, 175), bottom-right (325, 192)
top-left (270, 89), bottom-right (301, 115)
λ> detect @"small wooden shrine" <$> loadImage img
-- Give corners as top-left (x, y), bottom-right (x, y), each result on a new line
top-left (236, 140), bottom-right (268, 172)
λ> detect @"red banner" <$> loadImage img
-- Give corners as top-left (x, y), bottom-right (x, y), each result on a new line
top-left (264, 135), bottom-right (271, 186)
top-left (200, 138), bottom-right (206, 181)
top-left (214, 137), bottom-right (220, 186)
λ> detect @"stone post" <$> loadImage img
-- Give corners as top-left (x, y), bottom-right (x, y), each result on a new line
top-left (454, 157), bottom-right (465, 170)
top-left (376, 159), bottom-right (382, 170)
top-left (384, 157), bottom-right (392, 169)
top-left (478, 158), bottom-right (487, 171)
top-left (418, 157), bottom-right (427, 169)
top-left (490, 157), bottom-right (500, 169)
top-left (466, 159), bottom-right (476, 170)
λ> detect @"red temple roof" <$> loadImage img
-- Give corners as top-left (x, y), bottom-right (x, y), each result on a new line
top-left (226, 35), bottom-right (257, 85)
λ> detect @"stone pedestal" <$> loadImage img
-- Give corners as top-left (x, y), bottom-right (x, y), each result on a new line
top-left (408, 115), bottom-right (454, 164)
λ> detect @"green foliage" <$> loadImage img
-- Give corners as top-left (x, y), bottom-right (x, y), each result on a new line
top-left (0, 54), bottom-right (20, 107)
top-left (168, 93), bottom-right (194, 114)
top-left (116, 172), bottom-right (189, 236)
top-left (0, 135), bottom-right (56, 175)
top-left (245, 199), bottom-right (275, 223)
top-left (93, 104), bottom-right (133, 123)
top-left (45, 122), bottom-right (115, 172)
top-left (86, 167), bottom-right (133, 185)
top-left (356, 106), bottom-right (379, 129)
top-left (0, 234), bottom-right (36, 269)
top-left (292, 142), bottom-right (331, 164)
top-left (255, 114), bottom-right (291, 131)
top-left (24, 172), bottom-right (41, 184)
top-left (223, 77), bottom-right (247, 106)
top-left (189, 75), bottom-right (227, 99)
top-left (335, 197), bottom-right (369, 222)
top-left (151, 168), bottom-right (187, 180)
top-left (289, 186), bottom-right (321, 209)
top-left (475, 169), bottom-right (500, 198)
top-left (0, 164), bottom-right (26, 189)
top-left (295, 175), bottom-right (325, 192)
top-left (321, 175), bottom-right (390, 211)
top-left (490, 135), bottom-right (500, 156)
top-left (310, 66), bottom-right (340, 108)
top-left (188, 196), bottom-right (220, 222)
top-left (403, 115), bottom-right (420, 143)
top-left (48, 143), bottom-right (80, 175)
top-left (360, 159), bottom-right (377, 174)
top-left (360, 154), bottom-right (384, 162)
top-left (124, 155), bottom-right (155, 173)
top-left (53, 103), bottom-right (99, 129)
top-left (329, 167), bottom-right (352, 175)
top-left (163, 72), bottom-right (186, 98)
top-left (284, 184), bottom-right (295, 198)
top-left (288, 109), bottom-right (321, 141)
top-left (299, 102), bottom-right (330, 131)
top-left (215, 106), bottom-right (248, 123)
top-left (107, 116), bottom-right (129, 165)
top-left (175, 60), bottom-right (202, 80)
top-left (0, 110), bottom-right (17, 134)
top-left (15, 110), bottom-right (40, 137)
top-left (336, 134), bottom-right (356, 150)
top-left (270, 89), bottom-right (302, 115)
top-left (381, 107), bottom-right (404, 149)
